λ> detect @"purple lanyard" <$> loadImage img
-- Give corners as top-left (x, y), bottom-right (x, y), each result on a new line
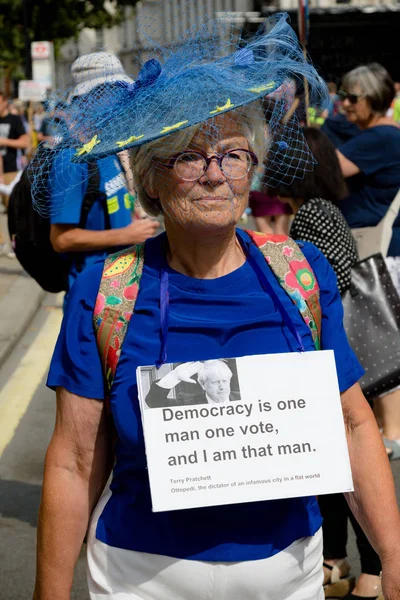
top-left (157, 237), bottom-right (305, 367)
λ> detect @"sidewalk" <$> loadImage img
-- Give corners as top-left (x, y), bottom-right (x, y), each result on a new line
top-left (0, 214), bottom-right (45, 368)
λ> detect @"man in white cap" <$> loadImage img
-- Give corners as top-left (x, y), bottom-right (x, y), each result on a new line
top-left (49, 52), bottom-right (158, 303)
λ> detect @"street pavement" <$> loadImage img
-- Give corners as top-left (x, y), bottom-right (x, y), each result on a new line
top-left (0, 215), bottom-right (399, 599)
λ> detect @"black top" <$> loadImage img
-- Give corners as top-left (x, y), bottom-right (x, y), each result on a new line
top-left (0, 113), bottom-right (25, 172)
top-left (290, 197), bottom-right (359, 295)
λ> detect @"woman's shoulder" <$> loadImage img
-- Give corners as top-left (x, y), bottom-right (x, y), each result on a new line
top-left (359, 124), bottom-right (400, 143)
top-left (307, 197), bottom-right (349, 220)
top-left (240, 227), bottom-right (333, 281)
top-left (64, 259), bottom-right (105, 315)
top-left (294, 197), bottom-right (338, 227)
top-left (341, 124), bottom-right (399, 151)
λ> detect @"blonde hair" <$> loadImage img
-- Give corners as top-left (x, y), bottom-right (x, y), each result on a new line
top-left (131, 103), bottom-right (268, 216)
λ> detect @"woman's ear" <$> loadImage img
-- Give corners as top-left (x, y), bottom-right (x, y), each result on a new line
top-left (143, 181), bottom-right (159, 200)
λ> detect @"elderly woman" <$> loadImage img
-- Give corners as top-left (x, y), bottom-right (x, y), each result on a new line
top-left (33, 14), bottom-right (400, 600)
top-left (336, 65), bottom-right (400, 459)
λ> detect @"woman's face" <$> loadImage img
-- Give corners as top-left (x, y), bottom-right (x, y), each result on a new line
top-left (149, 114), bottom-right (254, 234)
top-left (342, 84), bottom-right (372, 126)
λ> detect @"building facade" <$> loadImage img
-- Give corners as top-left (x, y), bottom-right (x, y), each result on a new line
top-left (55, 0), bottom-right (400, 88)
top-left (56, 0), bottom-right (254, 88)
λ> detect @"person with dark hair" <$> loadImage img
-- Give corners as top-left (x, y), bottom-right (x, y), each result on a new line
top-left (0, 91), bottom-right (30, 255)
top-left (335, 63), bottom-right (400, 465)
top-left (277, 126), bottom-right (387, 599)
top-left (248, 97), bottom-right (292, 235)
top-left (277, 127), bottom-right (358, 295)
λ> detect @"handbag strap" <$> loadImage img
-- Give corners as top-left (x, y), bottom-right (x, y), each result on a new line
top-left (381, 188), bottom-right (400, 230)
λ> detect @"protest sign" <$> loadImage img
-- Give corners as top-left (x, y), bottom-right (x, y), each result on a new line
top-left (18, 81), bottom-right (47, 102)
top-left (137, 350), bottom-right (353, 512)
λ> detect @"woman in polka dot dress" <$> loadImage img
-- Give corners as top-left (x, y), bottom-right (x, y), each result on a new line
top-left (277, 127), bottom-right (358, 295)
top-left (276, 127), bottom-right (384, 600)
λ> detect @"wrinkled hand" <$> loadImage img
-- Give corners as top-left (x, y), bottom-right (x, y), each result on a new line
top-left (124, 218), bottom-right (158, 244)
top-left (172, 361), bottom-right (203, 384)
top-left (381, 551), bottom-right (400, 600)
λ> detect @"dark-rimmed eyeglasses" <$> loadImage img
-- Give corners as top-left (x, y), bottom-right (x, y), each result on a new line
top-left (153, 148), bottom-right (258, 181)
top-left (338, 90), bottom-right (365, 105)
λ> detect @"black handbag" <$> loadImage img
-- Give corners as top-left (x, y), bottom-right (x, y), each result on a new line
top-left (342, 253), bottom-right (400, 400)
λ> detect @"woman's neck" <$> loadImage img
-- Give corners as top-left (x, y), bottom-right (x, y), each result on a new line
top-left (364, 113), bottom-right (397, 130)
top-left (165, 224), bottom-right (246, 279)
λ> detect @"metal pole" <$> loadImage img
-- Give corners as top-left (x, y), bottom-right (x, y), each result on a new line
top-left (23, 0), bottom-right (32, 79)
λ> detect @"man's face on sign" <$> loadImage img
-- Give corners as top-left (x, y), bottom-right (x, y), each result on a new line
top-left (200, 366), bottom-right (232, 403)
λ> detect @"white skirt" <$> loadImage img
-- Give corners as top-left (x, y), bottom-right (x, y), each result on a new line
top-left (87, 487), bottom-right (324, 600)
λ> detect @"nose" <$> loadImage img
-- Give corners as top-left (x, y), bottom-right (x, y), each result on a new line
top-left (199, 157), bottom-right (225, 185)
top-left (342, 97), bottom-right (351, 109)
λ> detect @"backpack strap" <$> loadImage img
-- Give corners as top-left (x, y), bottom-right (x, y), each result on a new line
top-left (93, 230), bottom-right (322, 397)
top-left (245, 230), bottom-right (322, 350)
top-left (93, 243), bottom-right (145, 395)
top-left (79, 161), bottom-right (111, 230)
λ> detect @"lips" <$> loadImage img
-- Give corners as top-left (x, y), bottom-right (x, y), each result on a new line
top-left (194, 196), bottom-right (228, 202)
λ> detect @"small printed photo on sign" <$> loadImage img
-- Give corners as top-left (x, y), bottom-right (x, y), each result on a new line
top-left (141, 359), bottom-right (241, 409)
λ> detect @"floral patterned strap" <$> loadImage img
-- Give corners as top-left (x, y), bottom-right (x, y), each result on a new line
top-left (93, 244), bottom-right (145, 394)
top-left (246, 230), bottom-right (321, 350)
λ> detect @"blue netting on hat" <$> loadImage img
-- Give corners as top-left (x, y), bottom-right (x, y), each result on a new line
top-left (30, 7), bottom-right (328, 221)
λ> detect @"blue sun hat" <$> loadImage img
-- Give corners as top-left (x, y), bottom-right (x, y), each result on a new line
top-left (67, 14), bottom-right (326, 160)
top-left (30, 9), bottom-right (328, 216)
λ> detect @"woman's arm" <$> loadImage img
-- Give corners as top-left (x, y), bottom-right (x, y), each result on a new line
top-left (336, 150), bottom-right (360, 178)
top-left (33, 388), bottom-right (112, 600)
top-left (341, 382), bottom-right (400, 599)
top-left (50, 219), bottom-right (158, 252)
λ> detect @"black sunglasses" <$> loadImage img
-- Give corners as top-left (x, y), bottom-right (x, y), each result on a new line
top-left (338, 90), bottom-right (365, 105)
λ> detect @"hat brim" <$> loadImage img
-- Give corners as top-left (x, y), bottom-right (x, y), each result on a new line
top-left (58, 13), bottom-right (326, 164)
top-left (71, 75), bottom-right (282, 161)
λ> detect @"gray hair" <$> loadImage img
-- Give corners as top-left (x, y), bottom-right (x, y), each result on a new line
top-left (130, 102), bottom-right (268, 216)
top-left (197, 360), bottom-right (233, 388)
top-left (342, 63), bottom-right (395, 115)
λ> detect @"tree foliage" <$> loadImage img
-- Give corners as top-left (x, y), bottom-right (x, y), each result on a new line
top-left (0, 0), bottom-right (140, 77)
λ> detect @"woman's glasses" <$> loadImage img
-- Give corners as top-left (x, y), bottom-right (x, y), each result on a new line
top-left (153, 149), bottom-right (258, 181)
top-left (338, 90), bottom-right (365, 105)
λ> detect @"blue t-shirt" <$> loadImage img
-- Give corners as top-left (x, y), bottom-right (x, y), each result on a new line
top-left (47, 229), bottom-right (363, 562)
top-left (50, 149), bottom-right (132, 290)
top-left (339, 125), bottom-right (400, 257)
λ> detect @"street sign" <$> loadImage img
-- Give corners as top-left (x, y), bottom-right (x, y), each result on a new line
top-left (31, 41), bottom-right (55, 89)
top-left (18, 80), bottom-right (47, 102)
top-left (31, 41), bottom-right (52, 60)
